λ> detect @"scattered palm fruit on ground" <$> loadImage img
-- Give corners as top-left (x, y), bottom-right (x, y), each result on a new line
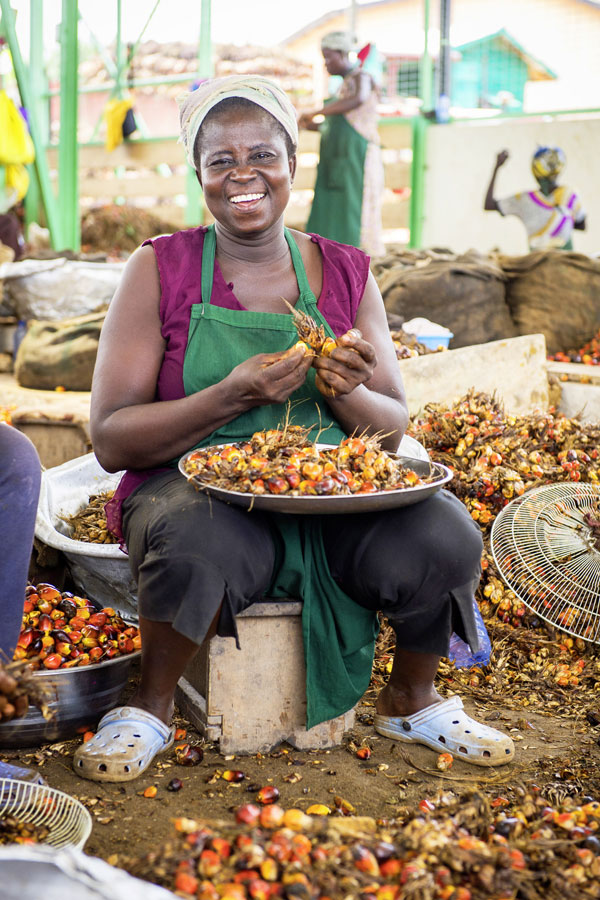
top-left (0, 815), bottom-right (50, 845)
top-left (0, 659), bottom-right (54, 722)
top-left (548, 327), bottom-right (600, 365)
top-left (182, 426), bottom-right (437, 497)
top-left (0, 406), bottom-right (13, 424)
top-left (13, 582), bottom-right (140, 670)
top-left (61, 490), bottom-right (117, 543)
top-left (111, 787), bottom-right (600, 900)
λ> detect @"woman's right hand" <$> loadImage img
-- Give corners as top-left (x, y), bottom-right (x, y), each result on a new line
top-left (226, 345), bottom-right (313, 407)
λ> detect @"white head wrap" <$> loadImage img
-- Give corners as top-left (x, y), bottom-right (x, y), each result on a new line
top-left (320, 31), bottom-right (355, 53)
top-left (178, 75), bottom-right (298, 168)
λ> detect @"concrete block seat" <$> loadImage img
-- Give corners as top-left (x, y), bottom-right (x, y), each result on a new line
top-left (175, 433), bottom-right (430, 755)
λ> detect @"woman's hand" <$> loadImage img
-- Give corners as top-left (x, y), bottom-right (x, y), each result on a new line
top-left (495, 149), bottom-right (509, 168)
top-left (226, 345), bottom-right (314, 406)
top-left (313, 329), bottom-right (377, 398)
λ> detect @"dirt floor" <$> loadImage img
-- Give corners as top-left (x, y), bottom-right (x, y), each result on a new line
top-left (2, 647), bottom-right (599, 866)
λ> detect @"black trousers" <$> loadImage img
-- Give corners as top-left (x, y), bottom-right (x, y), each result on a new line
top-left (122, 471), bottom-right (484, 657)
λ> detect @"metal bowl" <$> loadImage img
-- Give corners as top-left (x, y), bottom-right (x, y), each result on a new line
top-left (0, 651), bottom-right (140, 749)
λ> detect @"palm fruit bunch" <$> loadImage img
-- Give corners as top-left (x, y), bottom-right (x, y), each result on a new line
top-left (410, 390), bottom-right (600, 533)
top-left (14, 582), bottom-right (141, 670)
top-left (0, 659), bottom-right (54, 722)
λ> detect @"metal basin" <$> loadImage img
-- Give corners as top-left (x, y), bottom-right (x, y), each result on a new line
top-left (0, 652), bottom-right (140, 749)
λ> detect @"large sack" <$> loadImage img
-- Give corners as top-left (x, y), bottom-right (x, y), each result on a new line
top-left (373, 249), bottom-right (517, 349)
top-left (0, 257), bottom-right (124, 320)
top-left (14, 310), bottom-right (105, 391)
top-left (496, 251), bottom-right (600, 356)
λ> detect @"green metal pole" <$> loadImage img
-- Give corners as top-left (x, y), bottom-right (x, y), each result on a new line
top-left (58, 0), bottom-right (79, 250)
top-left (0, 0), bottom-right (62, 247)
top-left (409, 0), bottom-right (432, 249)
top-left (409, 116), bottom-right (426, 248)
top-left (420, 0), bottom-right (433, 113)
top-left (25, 0), bottom-right (44, 230)
top-left (185, 0), bottom-right (212, 226)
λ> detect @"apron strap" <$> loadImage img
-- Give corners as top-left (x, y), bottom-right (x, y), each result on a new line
top-left (201, 224), bottom-right (217, 306)
top-left (284, 228), bottom-right (313, 298)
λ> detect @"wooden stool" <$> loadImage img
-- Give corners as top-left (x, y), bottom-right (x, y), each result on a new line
top-left (175, 600), bottom-right (355, 755)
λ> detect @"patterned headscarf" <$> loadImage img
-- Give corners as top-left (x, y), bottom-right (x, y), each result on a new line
top-left (178, 75), bottom-right (298, 168)
top-left (320, 31), bottom-right (355, 53)
top-left (531, 146), bottom-right (566, 181)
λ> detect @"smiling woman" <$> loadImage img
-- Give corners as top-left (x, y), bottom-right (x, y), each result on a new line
top-left (74, 74), bottom-right (514, 784)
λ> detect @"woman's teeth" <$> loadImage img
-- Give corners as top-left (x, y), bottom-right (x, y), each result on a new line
top-left (230, 193), bottom-right (265, 203)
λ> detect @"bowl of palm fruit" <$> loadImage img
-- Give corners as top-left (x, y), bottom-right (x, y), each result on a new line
top-left (0, 582), bottom-right (140, 749)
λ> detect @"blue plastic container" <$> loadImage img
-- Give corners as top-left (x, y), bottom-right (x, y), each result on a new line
top-left (417, 332), bottom-right (453, 350)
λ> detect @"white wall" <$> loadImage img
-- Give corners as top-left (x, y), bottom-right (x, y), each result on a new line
top-left (422, 114), bottom-right (600, 255)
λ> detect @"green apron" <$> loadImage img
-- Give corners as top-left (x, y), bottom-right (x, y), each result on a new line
top-left (181, 225), bottom-right (378, 728)
top-left (306, 110), bottom-right (368, 249)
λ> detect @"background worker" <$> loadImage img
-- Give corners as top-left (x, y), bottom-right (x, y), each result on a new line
top-left (484, 146), bottom-right (586, 250)
top-left (299, 31), bottom-right (385, 258)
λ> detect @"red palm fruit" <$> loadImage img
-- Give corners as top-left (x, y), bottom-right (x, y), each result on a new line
top-left (259, 804), bottom-right (285, 829)
top-left (257, 785), bottom-right (280, 805)
top-left (37, 584), bottom-right (62, 605)
top-left (69, 616), bottom-right (87, 630)
top-left (42, 654), bottom-right (63, 669)
top-left (235, 804), bottom-right (260, 826)
top-left (174, 871), bottom-right (199, 895)
top-left (38, 614), bottom-right (53, 633)
top-left (248, 880), bottom-right (271, 900)
top-left (356, 747), bottom-right (371, 760)
top-left (88, 612), bottom-right (107, 628)
top-left (266, 477), bottom-right (288, 494)
top-left (89, 647), bottom-right (104, 662)
top-left (222, 770), bottom-right (245, 783)
top-left (198, 849), bottom-right (221, 877)
top-left (210, 837), bottom-right (231, 859)
top-left (17, 629), bottom-right (33, 649)
top-left (174, 743), bottom-right (203, 766)
top-left (352, 845), bottom-right (380, 876)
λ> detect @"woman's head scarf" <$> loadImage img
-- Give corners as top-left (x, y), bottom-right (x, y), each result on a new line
top-left (320, 31), bottom-right (355, 53)
top-left (178, 75), bottom-right (298, 168)
top-left (531, 146), bottom-right (566, 181)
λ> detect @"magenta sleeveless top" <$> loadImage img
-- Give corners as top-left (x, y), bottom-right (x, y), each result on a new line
top-left (105, 226), bottom-right (370, 541)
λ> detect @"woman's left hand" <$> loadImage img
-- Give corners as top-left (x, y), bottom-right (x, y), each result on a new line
top-left (313, 329), bottom-right (377, 398)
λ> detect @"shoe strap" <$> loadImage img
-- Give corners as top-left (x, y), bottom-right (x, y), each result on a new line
top-left (97, 706), bottom-right (172, 742)
top-left (393, 695), bottom-right (464, 732)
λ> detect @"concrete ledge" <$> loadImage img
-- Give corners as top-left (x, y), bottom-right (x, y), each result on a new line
top-left (398, 334), bottom-right (549, 416)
